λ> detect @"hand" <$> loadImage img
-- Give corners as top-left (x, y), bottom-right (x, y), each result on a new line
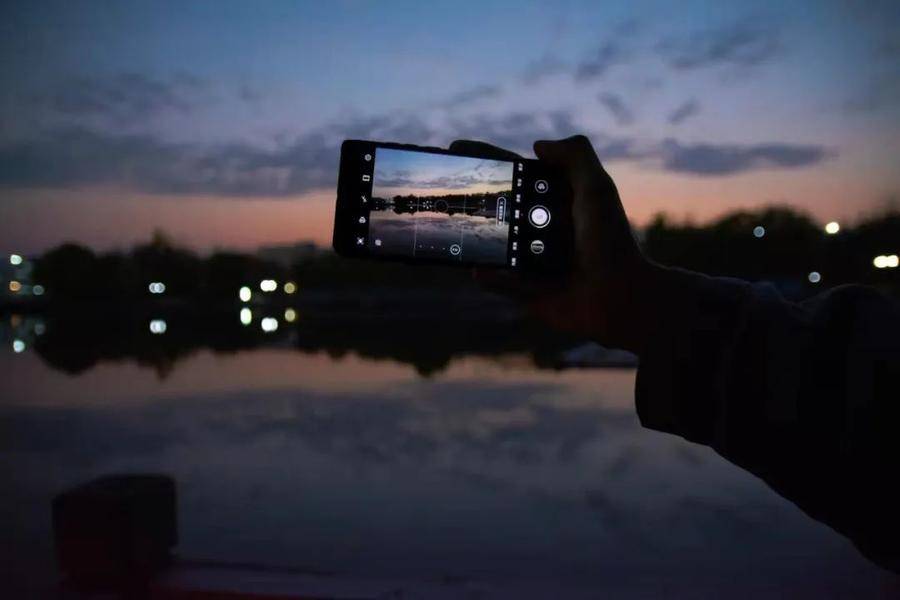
top-left (449, 135), bottom-right (661, 354)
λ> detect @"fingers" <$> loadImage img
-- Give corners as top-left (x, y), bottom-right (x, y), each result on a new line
top-left (533, 135), bottom-right (607, 188)
top-left (534, 135), bottom-right (637, 270)
top-left (449, 140), bottom-right (522, 161)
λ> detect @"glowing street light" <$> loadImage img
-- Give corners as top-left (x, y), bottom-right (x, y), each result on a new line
top-left (260, 279), bottom-right (278, 292)
top-left (12, 339), bottom-right (26, 353)
top-left (32, 285), bottom-right (45, 296)
top-left (10, 254), bottom-right (23, 265)
top-left (9, 281), bottom-right (22, 293)
top-left (284, 281), bottom-right (297, 294)
top-left (239, 286), bottom-right (252, 302)
top-left (808, 271), bottom-right (822, 283)
top-left (148, 282), bottom-right (166, 294)
top-left (824, 221), bottom-right (840, 235)
top-left (284, 308), bottom-right (297, 322)
top-left (149, 319), bottom-right (167, 334)
top-left (753, 226), bottom-right (766, 238)
top-left (874, 255), bottom-right (899, 269)
top-left (240, 307), bottom-right (252, 325)
top-left (261, 317), bottom-right (279, 332)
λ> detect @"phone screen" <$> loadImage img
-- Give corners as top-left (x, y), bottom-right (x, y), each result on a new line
top-left (368, 148), bottom-right (513, 265)
top-left (335, 140), bottom-right (565, 271)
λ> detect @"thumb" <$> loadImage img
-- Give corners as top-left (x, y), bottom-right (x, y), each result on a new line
top-left (534, 135), bottom-right (638, 272)
top-left (533, 135), bottom-right (606, 192)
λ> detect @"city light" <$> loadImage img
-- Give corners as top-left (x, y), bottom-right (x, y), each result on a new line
top-left (824, 221), bottom-right (840, 235)
top-left (34, 321), bottom-right (46, 335)
top-left (239, 286), bottom-right (252, 302)
top-left (32, 285), bottom-right (45, 296)
top-left (808, 271), bottom-right (821, 283)
top-left (284, 281), bottom-right (297, 294)
top-left (10, 254), bottom-right (23, 265)
top-left (240, 307), bottom-right (252, 325)
top-left (753, 226), bottom-right (765, 238)
top-left (12, 339), bottom-right (26, 353)
top-left (873, 255), bottom-right (899, 269)
top-left (260, 279), bottom-right (278, 292)
top-left (284, 308), bottom-right (297, 322)
top-left (148, 282), bottom-right (166, 294)
top-left (149, 319), bottom-right (167, 334)
top-left (261, 317), bottom-right (279, 332)
top-left (9, 280), bottom-right (21, 293)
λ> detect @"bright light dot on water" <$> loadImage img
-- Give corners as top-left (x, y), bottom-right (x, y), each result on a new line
top-left (9, 280), bottom-right (21, 292)
top-left (32, 284), bottom-right (45, 296)
top-left (261, 317), bottom-right (278, 332)
top-left (10, 254), bottom-right (23, 265)
top-left (240, 307), bottom-right (252, 325)
top-left (148, 282), bottom-right (166, 294)
top-left (284, 281), bottom-right (297, 294)
top-left (887, 255), bottom-right (900, 268)
top-left (874, 255), bottom-right (888, 269)
top-left (260, 279), bottom-right (277, 292)
top-left (12, 339), bottom-right (25, 353)
top-left (149, 319), bottom-right (167, 334)
top-left (808, 271), bottom-right (821, 283)
top-left (239, 286), bottom-right (252, 302)
top-left (753, 226), bottom-right (765, 238)
top-left (284, 308), bottom-right (297, 322)
top-left (824, 221), bottom-right (840, 235)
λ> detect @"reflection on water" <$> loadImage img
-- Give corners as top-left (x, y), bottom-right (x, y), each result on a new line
top-left (0, 313), bottom-right (893, 597)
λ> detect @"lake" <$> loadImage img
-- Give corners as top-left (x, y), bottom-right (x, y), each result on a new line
top-left (0, 309), bottom-right (893, 598)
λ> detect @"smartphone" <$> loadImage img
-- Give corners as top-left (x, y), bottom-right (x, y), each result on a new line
top-left (333, 140), bottom-right (570, 271)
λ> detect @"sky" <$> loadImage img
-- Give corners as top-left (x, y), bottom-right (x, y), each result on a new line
top-left (1, 0), bottom-right (898, 254)
top-left (373, 149), bottom-right (512, 197)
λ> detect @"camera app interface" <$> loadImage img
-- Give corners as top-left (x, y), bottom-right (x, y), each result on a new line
top-left (368, 148), bottom-right (513, 264)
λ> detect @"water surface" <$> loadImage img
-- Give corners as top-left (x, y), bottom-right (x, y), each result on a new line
top-left (0, 333), bottom-right (892, 597)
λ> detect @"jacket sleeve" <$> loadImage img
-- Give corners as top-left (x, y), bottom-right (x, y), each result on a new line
top-left (635, 270), bottom-right (900, 572)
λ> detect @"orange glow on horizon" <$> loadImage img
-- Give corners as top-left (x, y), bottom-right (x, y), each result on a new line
top-left (0, 163), bottom-right (890, 255)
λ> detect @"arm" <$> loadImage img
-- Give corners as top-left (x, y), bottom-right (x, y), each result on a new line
top-left (636, 270), bottom-right (900, 572)
top-left (456, 135), bottom-right (900, 572)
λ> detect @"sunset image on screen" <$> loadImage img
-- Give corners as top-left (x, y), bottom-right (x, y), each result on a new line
top-left (368, 148), bottom-right (513, 264)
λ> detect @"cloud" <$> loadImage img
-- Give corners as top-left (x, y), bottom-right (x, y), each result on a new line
top-left (237, 82), bottom-right (264, 107)
top-left (842, 71), bottom-right (900, 113)
top-left (376, 160), bottom-right (511, 190)
top-left (598, 93), bottom-right (635, 125)
top-left (520, 55), bottom-right (567, 85)
top-left (439, 84), bottom-right (502, 109)
top-left (575, 41), bottom-right (629, 80)
top-left (667, 99), bottom-right (701, 125)
top-left (445, 110), bottom-right (581, 154)
top-left (658, 21), bottom-right (781, 70)
top-left (32, 72), bottom-right (209, 123)
top-left (0, 110), bottom-right (578, 195)
top-left (0, 115), bottom-right (834, 196)
top-left (657, 139), bottom-right (831, 175)
top-left (0, 127), bottom-right (335, 195)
